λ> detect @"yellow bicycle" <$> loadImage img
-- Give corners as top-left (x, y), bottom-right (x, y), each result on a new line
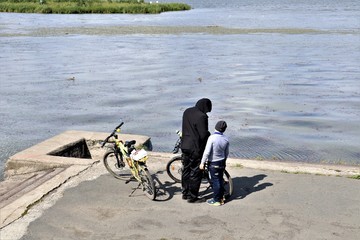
top-left (101, 122), bottom-right (156, 200)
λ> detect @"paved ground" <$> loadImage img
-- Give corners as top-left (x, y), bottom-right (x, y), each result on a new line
top-left (1, 157), bottom-right (359, 240)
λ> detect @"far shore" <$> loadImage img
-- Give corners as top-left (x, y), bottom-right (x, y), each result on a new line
top-left (1, 25), bottom-right (355, 38)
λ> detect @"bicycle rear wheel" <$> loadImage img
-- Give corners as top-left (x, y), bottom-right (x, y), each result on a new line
top-left (139, 168), bottom-right (156, 200)
top-left (166, 156), bottom-right (182, 183)
top-left (223, 170), bottom-right (233, 199)
top-left (204, 169), bottom-right (233, 199)
top-left (103, 151), bottom-right (132, 180)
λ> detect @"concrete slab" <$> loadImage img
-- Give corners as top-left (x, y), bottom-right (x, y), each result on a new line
top-left (1, 159), bottom-right (360, 240)
top-left (1, 130), bottom-right (151, 228)
top-left (152, 151), bottom-right (360, 177)
top-left (4, 130), bottom-right (151, 177)
top-left (0, 165), bottom-right (91, 227)
top-left (0, 130), bottom-right (359, 233)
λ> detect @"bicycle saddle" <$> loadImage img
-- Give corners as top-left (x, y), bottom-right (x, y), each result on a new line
top-left (125, 140), bottom-right (136, 148)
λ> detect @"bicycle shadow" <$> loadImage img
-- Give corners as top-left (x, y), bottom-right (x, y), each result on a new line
top-left (152, 170), bottom-right (182, 202)
top-left (227, 174), bottom-right (273, 202)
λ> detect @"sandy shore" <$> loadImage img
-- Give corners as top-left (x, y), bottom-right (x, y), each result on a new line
top-left (2, 25), bottom-right (354, 38)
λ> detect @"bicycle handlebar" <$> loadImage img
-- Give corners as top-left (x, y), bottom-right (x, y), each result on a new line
top-left (172, 130), bottom-right (182, 153)
top-left (116, 122), bottom-right (124, 130)
top-left (101, 121), bottom-right (124, 148)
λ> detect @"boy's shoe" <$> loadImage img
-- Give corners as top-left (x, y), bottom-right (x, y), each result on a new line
top-left (220, 194), bottom-right (230, 205)
top-left (207, 199), bottom-right (222, 206)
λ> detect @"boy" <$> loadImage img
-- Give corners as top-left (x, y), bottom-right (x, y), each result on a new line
top-left (200, 120), bottom-right (229, 206)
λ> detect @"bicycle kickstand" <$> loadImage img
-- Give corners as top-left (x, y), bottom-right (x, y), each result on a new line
top-left (128, 182), bottom-right (142, 197)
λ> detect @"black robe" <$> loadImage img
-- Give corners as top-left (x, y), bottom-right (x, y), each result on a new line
top-left (181, 98), bottom-right (212, 159)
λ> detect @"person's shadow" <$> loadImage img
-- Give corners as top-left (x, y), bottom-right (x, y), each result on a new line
top-left (151, 171), bottom-right (273, 202)
top-left (227, 174), bottom-right (273, 202)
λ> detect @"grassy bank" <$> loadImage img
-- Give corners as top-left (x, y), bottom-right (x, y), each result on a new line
top-left (0, 0), bottom-right (191, 14)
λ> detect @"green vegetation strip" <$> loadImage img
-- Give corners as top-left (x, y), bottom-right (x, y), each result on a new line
top-left (348, 175), bottom-right (360, 180)
top-left (0, 0), bottom-right (191, 14)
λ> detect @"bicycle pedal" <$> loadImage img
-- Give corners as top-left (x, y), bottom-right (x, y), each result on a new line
top-left (125, 176), bottom-right (136, 184)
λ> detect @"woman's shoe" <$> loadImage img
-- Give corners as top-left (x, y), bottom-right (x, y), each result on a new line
top-left (187, 197), bottom-right (206, 203)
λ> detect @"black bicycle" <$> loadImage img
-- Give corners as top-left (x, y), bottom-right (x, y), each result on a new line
top-left (166, 131), bottom-right (233, 199)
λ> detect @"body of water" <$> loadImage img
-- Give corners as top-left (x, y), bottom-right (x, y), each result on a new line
top-left (1, 0), bottom-right (359, 179)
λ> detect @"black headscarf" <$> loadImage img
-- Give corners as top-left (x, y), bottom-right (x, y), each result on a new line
top-left (195, 98), bottom-right (212, 114)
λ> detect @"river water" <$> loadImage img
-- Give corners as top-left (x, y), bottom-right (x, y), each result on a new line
top-left (0, 0), bottom-right (359, 179)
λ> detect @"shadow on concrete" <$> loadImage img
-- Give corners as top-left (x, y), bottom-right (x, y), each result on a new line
top-left (150, 172), bottom-right (273, 203)
top-left (227, 174), bottom-right (273, 202)
top-left (152, 170), bottom-right (181, 202)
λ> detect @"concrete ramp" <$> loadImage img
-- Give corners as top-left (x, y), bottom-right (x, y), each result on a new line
top-left (0, 130), bottom-right (151, 228)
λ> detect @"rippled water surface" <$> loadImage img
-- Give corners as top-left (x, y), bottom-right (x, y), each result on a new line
top-left (1, 0), bottom-right (360, 179)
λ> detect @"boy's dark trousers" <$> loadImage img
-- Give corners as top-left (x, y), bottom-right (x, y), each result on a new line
top-left (208, 160), bottom-right (226, 202)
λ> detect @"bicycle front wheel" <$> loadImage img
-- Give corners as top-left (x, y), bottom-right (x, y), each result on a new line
top-left (139, 168), bottom-right (156, 200)
top-left (166, 156), bottom-right (182, 183)
top-left (103, 151), bottom-right (132, 180)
